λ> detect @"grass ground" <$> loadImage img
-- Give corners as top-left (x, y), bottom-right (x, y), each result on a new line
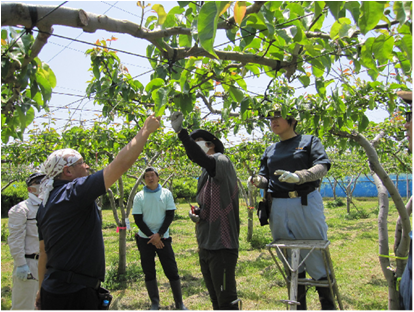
top-left (1, 197), bottom-right (407, 310)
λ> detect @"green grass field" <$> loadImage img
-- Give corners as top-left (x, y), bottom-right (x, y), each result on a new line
top-left (1, 197), bottom-right (406, 310)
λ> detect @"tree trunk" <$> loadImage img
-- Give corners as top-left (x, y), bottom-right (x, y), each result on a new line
top-left (395, 174), bottom-right (399, 195)
top-left (118, 224), bottom-right (127, 281)
top-left (336, 130), bottom-right (411, 310)
top-left (237, 178), bottom-right (253, 242)
top-left (247, 187), bottom-right (255, 242)
top-left (373, 173), bottom-right (400, 309)
top-left (346, 196), bottom-right (351, 214)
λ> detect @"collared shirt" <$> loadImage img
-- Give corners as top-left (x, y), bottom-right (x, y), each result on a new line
top-left (259, 134), bottom-right (331, 194)
top-left (36, 170), bottom-right (106, 294)
top-left (196, 153), bottom-right (240, 250)
top-left (8, 195), bottom-right (42, 266)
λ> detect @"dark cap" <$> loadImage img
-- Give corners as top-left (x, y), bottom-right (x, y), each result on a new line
top-left (263, 110), bottom-right (282, 119)
top-left (145, 167), bottom-right (158, 176)
top-left (26, 172), bottom-right (46, 187)
top-left (190, 129), bottom-right (225, 154)
top-left (397, 91), bottom-right (412, 104)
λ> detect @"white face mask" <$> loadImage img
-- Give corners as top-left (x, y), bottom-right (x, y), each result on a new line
top-left (196, 141), bottom-right (210, 154)
top-left (29, 184), bottom-right (41, 196)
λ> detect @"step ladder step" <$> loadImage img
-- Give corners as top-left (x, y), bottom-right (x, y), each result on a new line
top-left (266, 239), bottom-right (330, 250)
top-left (266, 239), bottom-right (344, 310)
top-left (291, 278), bottom-right (335, 287)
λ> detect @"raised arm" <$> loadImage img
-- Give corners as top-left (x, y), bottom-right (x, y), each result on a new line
top-left (103, 114), bottom-right (160, 190)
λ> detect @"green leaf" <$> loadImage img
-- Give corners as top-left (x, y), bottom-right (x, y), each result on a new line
top-left (234, 75), bottom-right (247, 91)
top-left (15, 106), bottom-right (26, 130)
top-left (393, 1), bottom-right (412, 24)
top-left (46, 66), bottom-right (57, 88)
top-left (164, 6), bottom-right (185, 28)
top-left (326, 1), bottom-right (345, 19)
top-left (225, 28), bottom-right (237, 43)
top-left (240, 96), bottom-right (250, 120)
top-left (152, 4), bottom-right (167, 25)
top-left (175, 93), bottom-right (196, 115)
top-left (1, 29), bottom-right (7, 40)
top-left (330, 18), bottom-right (355, 39)
top-left (240, 26), bottom-right (256, 47)
top-left (145, 15), bottom-right (158, 28)
top-left (25, 106), bottom-right (35, 127)
top-left (358, 1), bottom-right (385, 35)
top-left (310, 59), bottom-right (325, 78)
top-left (179, 34), bottom-right (192, 47)
top-left (372, 35), bottom-right (394, 63)
top-left (344, 1), bottom-right (360, 24)
top-left (198, 2), bottom-right (220, 59)
top-left (394, 51), bottom-right (411, 75)
top-left (145, 78), bottom-right (165, 93)
top-left (245, 64), bottom-right (261, 77)
top-left (314, 1), bottom-right (325, 18)
top-left (178, 1), bottom-right (191, 8)
top-left (93, 64), bottom-right (101, 80)
top-left (358, 114), bottom-right (369, 132)
top-left (298, 75), bottom-right (310, 87)
top-left (35, 70), bottom-right (52, 103)
top-left (152, 87), bottom-right (169, 117)
top-left (360, 37), bottom-right (376, 70)
top-left (228, 86), bottom-right (244, 103)
top-left (217, 1), bottom-right (231, 16)
top-left (397, 35), bottom-right (413, 66)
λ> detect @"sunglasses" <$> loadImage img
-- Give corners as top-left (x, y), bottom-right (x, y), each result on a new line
top-left (71, 160), bottom-right (85, 167)
top-left (405, 112), bottom-right (412, 123)
top-left (30, 179), bottom-right (42, 186)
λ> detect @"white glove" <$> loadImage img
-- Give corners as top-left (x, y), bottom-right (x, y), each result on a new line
top-left (15, 264), bottom-right (30, 281)
top-left (248, 175), bottom-right (263, 187)
top-left (274, 170), bottom-right (300, 183)
top-left (189, 209), bottom-right (200, 223)
top-left (171, 112), bottom-right (183, 133)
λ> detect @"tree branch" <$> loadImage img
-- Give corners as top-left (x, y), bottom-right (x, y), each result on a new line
top-left (196, 92), bottom-right (239, 117)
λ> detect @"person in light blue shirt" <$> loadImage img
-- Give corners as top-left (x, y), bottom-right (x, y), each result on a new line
top-left (132, 167), bottom-right (187, 310)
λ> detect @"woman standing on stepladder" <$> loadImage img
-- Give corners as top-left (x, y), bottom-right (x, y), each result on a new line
top-left (248, 104), bottom-right (334, 310)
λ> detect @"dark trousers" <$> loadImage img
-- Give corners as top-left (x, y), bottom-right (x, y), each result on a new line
top-left (199, 248), bottom-right (239, 310)
top-left (137, 235), bottom-right (180, 282)
top-left (40, 286), bottom-right (100, 310)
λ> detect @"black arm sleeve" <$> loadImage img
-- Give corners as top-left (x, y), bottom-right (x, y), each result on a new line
top-left (133, 214), bottom-right (154, 237)
top-left (178, 128), bottom-right (216, 177)
top-left (157, 210), bottom-right (175, 237)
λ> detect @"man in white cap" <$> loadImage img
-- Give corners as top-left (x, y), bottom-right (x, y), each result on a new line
top-left (8, 172), bottom-right (45, 310)
top-left (397, 90), bottom-right (412, 310)
top-left (35, 114), bottom-right (160, 310)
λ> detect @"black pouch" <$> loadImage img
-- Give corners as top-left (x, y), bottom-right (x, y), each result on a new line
top-left (257, 200), bottom-right (269, 226)
top-left (98, 286), bottom-right (113, 310)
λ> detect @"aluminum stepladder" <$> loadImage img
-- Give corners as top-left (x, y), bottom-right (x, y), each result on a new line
top-left (266, 239), bottom-right (344, 310)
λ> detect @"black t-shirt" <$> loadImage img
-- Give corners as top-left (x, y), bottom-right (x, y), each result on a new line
top-left (36, 170), bottom-right (106, 294)
top-left (259, 134), bottom-right (331, 193)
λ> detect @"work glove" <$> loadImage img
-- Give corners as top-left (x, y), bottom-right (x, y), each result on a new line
top-left (189, 209), bottom-right (200, 223)
top-left (248, 175), bottom-right (264, 187)
top-left (274, 170), bottom-right (300, 183)
top-left (15, 264), bottom-right (31, 281)
top-left (171, 112), bottom-right (184, 133)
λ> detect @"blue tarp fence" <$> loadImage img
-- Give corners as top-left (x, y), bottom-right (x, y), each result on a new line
top-left (319, 174), bottom-right (412, 198)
